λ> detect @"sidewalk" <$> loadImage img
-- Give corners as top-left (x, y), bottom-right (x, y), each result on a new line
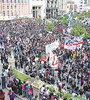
top-left (0, 86), bottom-right (22, 100)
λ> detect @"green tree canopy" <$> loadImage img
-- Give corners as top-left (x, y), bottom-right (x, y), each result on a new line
top-left (71, 25), bottom-right (89, 39)
top-left (45, 22), bottom-right (55, 31)
top-left (86, 11), bottom-right (90, 18)
top-left (56, 16), bottom-right (63, 20)
top-left (36, 18), bottom-right (43, 24)
top-left (61, 18), bottom-right (68, 24)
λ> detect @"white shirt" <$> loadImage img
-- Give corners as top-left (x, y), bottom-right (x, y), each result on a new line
top-left (41, 87), bottom-right (45, 93)
top-left (46, 89), bottom-right (49, 95)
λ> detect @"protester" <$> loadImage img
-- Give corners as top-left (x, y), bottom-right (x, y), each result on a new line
top-left (0, 89), bottom-right (5, 100)
top-left (0, 18), bottom-right (89, 100)
top-left (8, 89), bottom-right (15, 100)
top-left (28, 86), bottom-right (33, 100)
top-left (22, 81), bottom-right (26, 97)
top-left (1, 74), bottom-right (6, 89)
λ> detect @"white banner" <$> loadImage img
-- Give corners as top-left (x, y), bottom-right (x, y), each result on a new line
top-left (64, 34), bottom-right (84, 50)
top-left (46, 40), bottom-right (59, 54)
top-left (49, 52), bottom-right (58, 68)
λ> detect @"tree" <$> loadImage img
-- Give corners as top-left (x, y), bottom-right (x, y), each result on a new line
top-left (56, 16), bottom-right (63, 20)
top-left (45, 22), bottom-right (56, 31)
top-left (86, 11), bottom-right (90, 18)
top-left (61, 18), bottom-right (68, 24)
top-left (61, 15), bottom-right (68, 24)
top-left (71, 25), bottom-right (89, 39)
top-left (49, 18), bottom-right (55, 23)
top-left (36, 18), bottom-right (43, 25)
top-left (72, 21), bottom-right (82, 28)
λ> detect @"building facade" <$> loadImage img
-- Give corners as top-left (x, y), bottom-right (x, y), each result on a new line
top-left (71, 0), bottom-right (89, 12)
top-left (58, 0), bottom-right (68, 16)
top-left (0, 0), bottom-right (29, 20)
top-left (29, 0), bottom-right (46, 19)
top-left (46, 0), bottom-right (58, 18)
top-left (66, 1), bottom-right (77, 14)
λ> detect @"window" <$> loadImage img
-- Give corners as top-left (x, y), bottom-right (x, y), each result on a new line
top-left (11, 11), bottom-right (13, 16)
top-left (3, 6), bottom-right (5, 9)
top-left (11, 0), bottom-right (13, 3)
top-left (15, 0), bottom-right (17, 3)
top-left (7, 11), bottom-right (9, 16)
top-left (7, 0), bottom-right (9, 3)
top-left (70, 5), bottom-right (73, 10)
top-left (84, 0), bottom-right (87, 4)
top-left (47, 1), bottom-right (49, 7)
top-left (55, 1), bottom-right (57, 8)
top-left (51, 1), bottom-right (53, 7)
top-left (7, 5), bottom-right (9, 9)
top-left (15, 5), bottom-right (16, 8)
top-left (25, 0), bottom-right (27, 3)
top-left (11, 5), bottom-right (13, 9)
top-left (33, 7), bottom-right (35, 10)
top-left (18, 0), bottom-right (20, 3)
top-left (3, 11), bottom-right (5, 16)
top-left (2, 0), bottom-right (4, 3)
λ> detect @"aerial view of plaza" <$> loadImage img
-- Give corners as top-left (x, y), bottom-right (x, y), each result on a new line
top-left (0, 0), bottom-right (90, 100)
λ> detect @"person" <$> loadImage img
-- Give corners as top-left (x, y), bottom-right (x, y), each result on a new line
top-left (50, 92), bottom-right (54, 100)
top-left (1, 74), bottom-right (6, 89)
top-left (7, 69), bottom-right (12, 77)
top-left (0, 89), bottom-right (5, 100)
top-left (41, 85), bottom-right (45, 93)
top-left (32, 95), bottom-right (38, 100)
top-left (28, 86), bottom-right (33, 100)
top-left (22, 81), bottom-right (26, 97)
top-left (2, 69), bottom-right (8, 78)
top-left (8, 89), bottom-right (15, 100)
top-left (25, 83), bottom-right (29, 98)
top-left (45, 87), bottom-right (49, 96)
top-left (86, 90), bottom-right (90, 100)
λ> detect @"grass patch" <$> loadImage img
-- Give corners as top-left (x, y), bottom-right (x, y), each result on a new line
top-left (12, 69), bottom-right (86, 100)
top-left (12, 69), bottom-right (35, 82)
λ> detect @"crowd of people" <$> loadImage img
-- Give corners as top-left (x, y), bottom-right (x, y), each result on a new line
top-left (0, 18), bottom-right (90, 100)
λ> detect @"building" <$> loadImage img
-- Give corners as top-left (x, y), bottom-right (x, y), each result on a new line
top-left (66, 1), bottom-right (77, 14)
top-left (58, 0), bottom-right (90, 16)
top-left (58, 0), bottom-right (68, 16)
top-left (46, 0), bottom-right (58, 18)
top-left (71, 0), bottom-right (89, 12)
top-left (29, 0), bottom-right (46, 19)
top-left (0, 0), bottom-right (29, 20)
top-left (81, 0), bottom-right (90, 11)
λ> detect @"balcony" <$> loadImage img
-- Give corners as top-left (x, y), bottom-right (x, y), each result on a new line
top-left (46, 7), bottom-right (58, 10)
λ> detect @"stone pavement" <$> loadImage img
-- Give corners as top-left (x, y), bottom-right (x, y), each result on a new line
top-left (0, 47), bottom-right (27, 100)
top-left (0, 87), bottom-right (22, 100)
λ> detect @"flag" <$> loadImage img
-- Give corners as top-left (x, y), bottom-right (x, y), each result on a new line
top-left (64, 34), bottom-right (84, 50)
top-left (38, 50), bottom-right (43, 59)
top-left (57, 27), bottom-right (60, 32)
top-left (57, 27), bottom-right (63, 32)
top-left (49, 52), bottom-right (58, 68)
top-left (41, 53), bottom-right (49, 62)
